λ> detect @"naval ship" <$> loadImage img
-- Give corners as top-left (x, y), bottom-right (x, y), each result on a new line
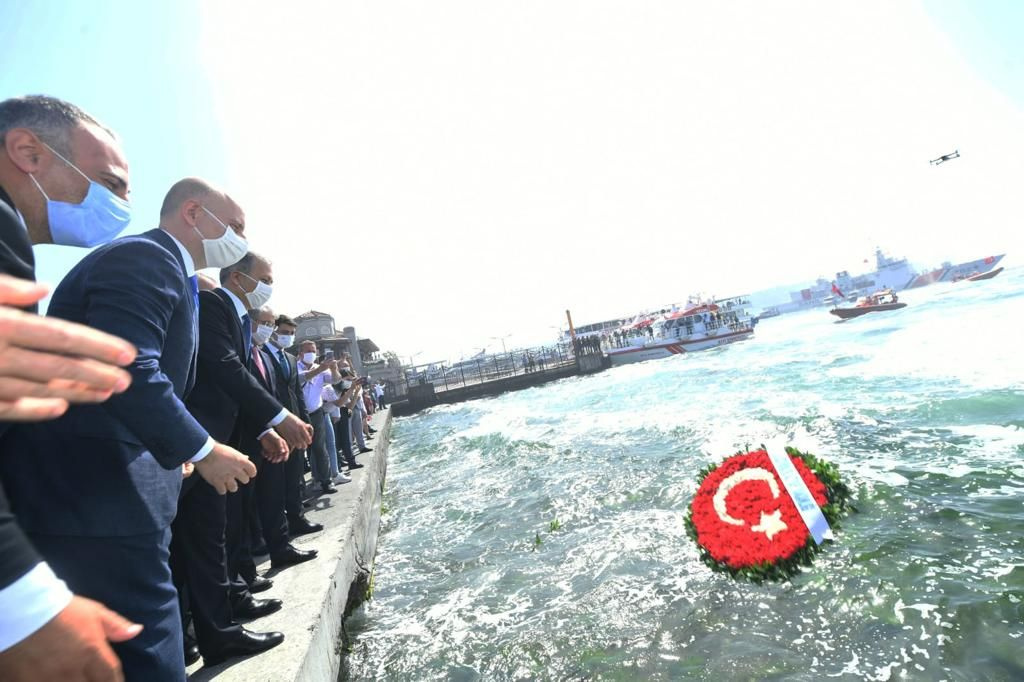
top-left (772, 248), bottom-right (1004, 314)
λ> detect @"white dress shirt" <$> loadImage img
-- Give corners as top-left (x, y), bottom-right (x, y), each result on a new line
top-left (322, 385), bottom-right (341, 420)
top-left (297, 360), bottom-right (333, 412)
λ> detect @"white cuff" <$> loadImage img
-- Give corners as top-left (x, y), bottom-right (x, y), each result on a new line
top-left (265, 408), bottom-right (287, 429)
top-left (258, 428), bottom-right (274, 440)
top-left (189, 437), bottom-right (216, 463)
top-left (0, 562), bottom-right (74, 652)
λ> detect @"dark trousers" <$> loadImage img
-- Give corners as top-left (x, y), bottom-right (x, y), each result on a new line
top-left (170, 478), bottom-right (243, 657)
top-left (307, 407), bottom-right (330, 484)
top-left (284, 447), bottom-right (306, 522)
top-left (225, 478), bottom-right (257, 599)
top-left (334, 410), bottom-right (357, 468)
top-left (31, 528), bottom-right (185, 682)
top-left (256, 455), bottom-right (291, 554)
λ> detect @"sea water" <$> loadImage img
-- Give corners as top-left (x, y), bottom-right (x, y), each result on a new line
top-left (344, 268), bottom-right (1024, 681)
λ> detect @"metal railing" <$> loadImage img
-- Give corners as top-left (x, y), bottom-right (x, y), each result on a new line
top-left (393, 343), bottom-right (578, 397)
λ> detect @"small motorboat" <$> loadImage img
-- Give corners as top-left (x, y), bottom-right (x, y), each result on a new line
top-left (967, 266), bottom-right (1003, 282)
top-left (829, 289), bottom-right (906, 320)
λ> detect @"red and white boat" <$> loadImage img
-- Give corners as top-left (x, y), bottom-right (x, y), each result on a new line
top-left (604, 296), bottom-right (756, 366)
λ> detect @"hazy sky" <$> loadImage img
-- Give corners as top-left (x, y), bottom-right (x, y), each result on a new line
top-left (3, 1), bottom-right (1022, 361)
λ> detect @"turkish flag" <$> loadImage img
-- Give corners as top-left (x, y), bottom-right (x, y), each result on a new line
top-left (831, 282), bottom-right (844, 297)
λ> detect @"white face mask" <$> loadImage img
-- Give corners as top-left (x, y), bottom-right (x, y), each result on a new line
top-left (195, 205), bottom-right (248, 268)
top-left (252, 323), bottom-right (273, 346)
top-left (301, 352), bottom-right (316, 365)
top-left (275, 333), bottom-right (295, 348)
top-left (238, 271), bottom-right (273, 309)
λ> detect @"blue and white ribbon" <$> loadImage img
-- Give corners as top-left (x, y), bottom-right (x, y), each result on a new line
top-left (765, 442), bottom-right (833, 545)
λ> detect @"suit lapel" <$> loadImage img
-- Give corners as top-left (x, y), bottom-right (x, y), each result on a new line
top-left (214, 288), bottom-right (248, 368)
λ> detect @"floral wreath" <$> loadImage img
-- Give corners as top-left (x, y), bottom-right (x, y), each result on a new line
top-left (685, 447), bottom-right (853, 582)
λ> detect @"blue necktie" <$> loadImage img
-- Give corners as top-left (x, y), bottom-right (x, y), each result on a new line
top-left (188, 275), bottom-right (199, 319)
top-left (278, 348), bottom-right (291, 380)
top-left (240, 313), bottom-right (251, 359)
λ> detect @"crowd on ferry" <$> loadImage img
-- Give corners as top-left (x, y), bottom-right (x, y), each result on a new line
top-left (602, 309), bottom-right (747, 349)
top-left (0, 95), bottom-right (387, 681)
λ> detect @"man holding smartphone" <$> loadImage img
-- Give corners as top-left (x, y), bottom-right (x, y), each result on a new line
top-left (296, 341), bottom-right (342, 496)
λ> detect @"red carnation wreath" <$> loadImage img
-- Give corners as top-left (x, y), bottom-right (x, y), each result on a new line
top-left (685, 447), bottom-right (853, 581)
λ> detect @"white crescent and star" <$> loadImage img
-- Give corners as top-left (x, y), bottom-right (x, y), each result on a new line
top-left (711, 467), bottom-right (789, 541)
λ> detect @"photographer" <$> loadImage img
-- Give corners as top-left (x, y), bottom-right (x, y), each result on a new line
top-left (296, 342), bottom-right (342, 496)
top-left (327, 369), bottom-right (364, 473)
top-left (318, 362), bottom-right (351, 484)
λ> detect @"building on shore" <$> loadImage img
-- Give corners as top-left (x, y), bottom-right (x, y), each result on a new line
top-left (292, 311), bottom-right (404, 397)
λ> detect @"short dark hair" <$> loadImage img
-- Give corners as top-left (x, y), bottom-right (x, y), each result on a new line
top-left (275, 315), bottom-right (296, 327)
top-left (0, 95), bottom-right (109, 157)
top-left (219, 251), bottom-right (269, 285)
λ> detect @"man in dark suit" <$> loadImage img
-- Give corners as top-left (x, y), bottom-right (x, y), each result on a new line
top-left (173, 243), bottom-right (313, 667)
top-left (235, 307), bottom-right (317, 583)
top-left (0, 175), bottom-right (258, 681)
top-left (265, 315), bottom-right (324, 537)
top-left (0, 94), bottom-right (164, 682)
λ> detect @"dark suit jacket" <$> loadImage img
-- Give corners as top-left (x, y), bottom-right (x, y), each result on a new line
top-left (0, 186), bottom-right (34, 288)
top-left (185, 288), bottom-right (283, 445)
top-left (0, 228), bottom-right (209, 537)
top-left (236, 346), bottom-right (279, 458)
top-left (0, 186), bottom-right (43, 589)
top-left (265, 344), bottom-right (310, 425)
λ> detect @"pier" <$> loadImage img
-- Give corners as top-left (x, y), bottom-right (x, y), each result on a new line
top-left (187, 408), bottom-right (393, 682)
top-left (391, 350), bottom-right (609, 416)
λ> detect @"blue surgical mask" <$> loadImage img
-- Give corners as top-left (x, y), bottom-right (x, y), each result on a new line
top-left (28, 143), bottom-right (131, 247)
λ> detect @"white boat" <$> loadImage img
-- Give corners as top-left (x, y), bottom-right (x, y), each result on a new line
top-left (604, 296), bottom-right (756, 367)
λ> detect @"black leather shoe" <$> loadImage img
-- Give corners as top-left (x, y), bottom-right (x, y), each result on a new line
top-left (233, 597), bottom-right (283, 621)
top-left (320, 483), bottom-right (337, 494)
top-left (347, 463), bottom-right (364, 470)
top-left (185, 642), bottom-right (201, 666)
top-left (271, 544), bottom-right (318, 568)
top-left (358, 447), bottom-right (372, 453)
top-left (289, 518), bottom-right (323, 536)
top-left (202, 628), bottom-right (285, 666)
top-left (248, 575), bottom-right (273, 594)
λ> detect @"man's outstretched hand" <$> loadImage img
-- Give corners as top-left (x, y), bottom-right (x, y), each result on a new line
top-left (0, 275), bottom-right (136, 421)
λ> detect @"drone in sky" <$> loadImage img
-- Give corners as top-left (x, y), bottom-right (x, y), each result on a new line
top-left (929, 149), bottom-right (960, 166)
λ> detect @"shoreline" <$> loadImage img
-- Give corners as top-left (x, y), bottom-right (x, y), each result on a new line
top-left (187, 407), bottom-right (392, 681)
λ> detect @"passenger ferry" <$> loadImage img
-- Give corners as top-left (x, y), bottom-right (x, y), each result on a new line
top-left (603, 296), bottom-right (756, 366)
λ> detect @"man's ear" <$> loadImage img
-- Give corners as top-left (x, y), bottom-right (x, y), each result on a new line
top-left (182, 199), bottom-right (203, 228)
top-left (5, 128), bottom-right (48, 174)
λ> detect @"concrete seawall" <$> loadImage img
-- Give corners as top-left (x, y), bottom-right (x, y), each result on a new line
top-left (188, 407), bottom-right (392, 681)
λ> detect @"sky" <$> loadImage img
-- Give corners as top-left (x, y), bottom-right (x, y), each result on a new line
top-left (2, 1), bottom-right (1022, 362)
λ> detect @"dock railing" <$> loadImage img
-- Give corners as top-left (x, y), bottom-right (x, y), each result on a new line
top-left (395, 343), bottom-right (578, 397)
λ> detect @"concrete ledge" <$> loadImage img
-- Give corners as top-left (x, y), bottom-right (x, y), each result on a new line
top-left (188, 407), bottom-right (392, 681)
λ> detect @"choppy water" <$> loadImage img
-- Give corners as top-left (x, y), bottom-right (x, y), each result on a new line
top-left (345, 269), bottom-right (1024, 681)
